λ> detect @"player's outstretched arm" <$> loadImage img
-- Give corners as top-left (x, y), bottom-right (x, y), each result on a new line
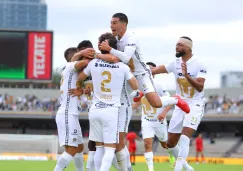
top-left (151, 65), bottom-right (168, 75)
top-left (74, 58), bottom-right (91, 71)
top-left (96, 53), bottom-right (120, 63)
top-left (128, 76), bottom-right (139, 90)
top-left (132, 101), bottom-right (141, 110)
top-left (157, 106), bottom-right (172, 122)
top-left (78, 72), bottom-right (88, 82)
top-left (71, 48), bottom-right (95, 62)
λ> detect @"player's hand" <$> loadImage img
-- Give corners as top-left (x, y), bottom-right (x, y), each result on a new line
top-left (99, 40), bottom-right (112, 52)
top-left (68, 88), bottom-right (83, 97)
top-left (181, 62), bottom-right (187, 76)
top-left (79, 48), bottom-right (96, 59)
top-left (84, 88), bottom-right (91, 96)
top-left (157, 113), bottom-right (165, 122)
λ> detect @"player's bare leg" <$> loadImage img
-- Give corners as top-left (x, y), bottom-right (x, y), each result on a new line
top-left (159, 141), bottom-right (175, 167)
top-left (54, 144), bottom-right (84, 171)
top-left (86, 140), bottom-right (96, 171)
top-left (144, 138), bottom-right (154, 171)
top-left (115, 132), bottom-right (128, 171)
top-left (145, 92), bottom-right (190, 113)
top-left (174, 127), bottom-right (195, 171)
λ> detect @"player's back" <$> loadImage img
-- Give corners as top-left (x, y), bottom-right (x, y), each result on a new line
top-left (57, 62), bottom-right (81, 115)
top-left (88, 59), bottom-right (130, 107)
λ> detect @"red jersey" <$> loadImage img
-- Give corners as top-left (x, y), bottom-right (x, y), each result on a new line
top-left (126, 132), bottom-right (137, 146)
top-left (195, 137), bottom-right (203, 150)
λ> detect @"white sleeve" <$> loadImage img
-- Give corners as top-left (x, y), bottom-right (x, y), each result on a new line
top-left (83, 61), bottom-right (92, 77)
top-left (196, 62), bottom-right (207, 79)
top-left (164, 61), bottom-right (174, 74)
top-left (124, 65), bottom-right (134, 81)
top-left (110, 36), bottom-right (137, 64)
top-left (66, 61), bottom-right (77, 72)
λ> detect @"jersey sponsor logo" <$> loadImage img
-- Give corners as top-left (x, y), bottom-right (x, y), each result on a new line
top-left (127, 43), bottom-right (136, 46)
top-left (178, 72), bottom-right (194, 77)
top-left (95, 101), bottom-right (114, 108)
top-left (95, 62), bottom-right (119, 68)
top-left (200, 70), bottom-right (207, 73)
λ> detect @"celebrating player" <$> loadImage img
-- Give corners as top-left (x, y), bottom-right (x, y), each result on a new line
top-left (78, 35), bottom-right (139, 171)
top-left (98, 13), bottom-right (190, 114)
top-left (54, 47), bottom-right (95, 171)
top-left (152, 36), bottom-right (207, 171)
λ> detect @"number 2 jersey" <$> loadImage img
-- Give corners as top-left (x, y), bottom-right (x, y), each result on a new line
top-left (165, 56), bottom-right (207, 100)
top-left (83, 59), bottom-right (133, 108)
top-left (57, 62), bottom-right (81, 115)
top-left (141, 80), bottom-right (169, 124)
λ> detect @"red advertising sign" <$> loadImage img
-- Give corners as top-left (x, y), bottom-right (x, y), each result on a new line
top-left (27, 32), bottom-right (52, 80)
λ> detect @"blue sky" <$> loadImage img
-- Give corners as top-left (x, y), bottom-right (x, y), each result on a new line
top-left (46, 0), bottom-right (243, 90)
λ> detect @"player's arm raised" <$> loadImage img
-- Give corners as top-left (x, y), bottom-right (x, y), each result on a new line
top-left (77, 60), bottom-right (93, 81)
top-left (100, 37), bottom-right (136, 64)
top-left (71, 48), bottom-right (95, 62)
top-left (96, 53), bottom-right (121, 63)
top-left (74, 58), bottom-right (91, 71)
top-left (182, 62), bottom-right (207, 92)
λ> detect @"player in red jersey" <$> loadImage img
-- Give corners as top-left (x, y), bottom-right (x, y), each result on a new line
top-left (195, 134), bottom-right (205, 163)
top-left (126, 131), bottom-right (140, 165)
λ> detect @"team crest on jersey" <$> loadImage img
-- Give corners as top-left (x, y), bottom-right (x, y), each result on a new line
top-left (73, 138), bottom-right (77, 142)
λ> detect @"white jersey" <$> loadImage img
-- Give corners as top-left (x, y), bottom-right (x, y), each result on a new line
top-left (57, 62), bottom-right (81, 115)
top-left (83, 76), bottom-right (93, 108)
top-left (115, 31), bottom-right (149, 76)
top-left (165, 56), bottom-right (207, 100)
top-left (120, 82), bottom-right (132, 107)
top-left (83, 59), bottom-right (133, 107)
top-left (141, 81), bottom-right (169, 124)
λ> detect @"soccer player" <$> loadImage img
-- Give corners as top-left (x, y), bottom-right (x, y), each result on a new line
top-left (195, 133), bottom-right (205, 164)
top-left (126, 131), bottom-right (140, 166)
top-left (152, 36), bottom-right (207, 171)
top-left (78, 36), bottom-right (139, 171)
top-left (98, 13), bottom-right (190, 114)
top-left (54, 47), bottom-right (95, 171)
top-left (132, 62), bottom-right (175, 171)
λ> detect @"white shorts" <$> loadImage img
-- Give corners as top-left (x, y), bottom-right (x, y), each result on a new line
top-left (89, 107), bottom-right (119, 144)
top-left (135, 71), bottom-right (156, 95)
top-left (118, 105), bottom-right (132, 133)
top-left (168, 100), bottom-right (204, 133)
top-left (141, 120), bottom-right (168, 142)
top-left (56, 114), bottom-right (83, 147)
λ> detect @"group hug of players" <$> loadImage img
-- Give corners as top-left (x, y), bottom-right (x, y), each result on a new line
top-left (53, 13), bottom-right (207, 171)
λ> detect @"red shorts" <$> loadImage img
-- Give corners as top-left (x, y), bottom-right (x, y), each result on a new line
top-left (129, 145), bottom-right (136, 153)
top-left (196, 148), bottom-right (203, 152)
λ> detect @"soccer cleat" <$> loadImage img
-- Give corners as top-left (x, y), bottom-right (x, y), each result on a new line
top-left (173, 95), bottom-right (190, 114)
top-left (169, 154), bottom-right (176, 168)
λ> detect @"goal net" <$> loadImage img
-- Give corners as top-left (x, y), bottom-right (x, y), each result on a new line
top-left (0, 134), bottom-right (58, 161)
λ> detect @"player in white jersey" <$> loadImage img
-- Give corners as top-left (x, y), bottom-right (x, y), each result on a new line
top-left (152, 36), bottom-right (207, 171)
top-left (98, 13), bottom-right (190, 115)
top-left (78, 34), bottom-right (139, 171)
top-left (132, 62), bottom-right (175, 171)
top-left (54, 47), bottom-right (95, 171)
top-left (78, 57), bottom-right (138, 171)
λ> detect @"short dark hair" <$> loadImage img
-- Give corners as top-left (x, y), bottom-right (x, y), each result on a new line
top-left (77, 40), bottom-right (93, 50)
top-left (99, 33), bottom-right (117, 54)
top-left (180, 36), bottom-right (192, 42)
top-left (64, 47), bottom-right (77, 62)
top-left (146, 62), bottom-right (156, 67)
top-left (112, 13), bottom-right (128, 24)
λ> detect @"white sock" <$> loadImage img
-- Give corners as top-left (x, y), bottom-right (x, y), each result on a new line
top-left (112, 155), bottom-right (120, 171)
top-left (160, 96), bottom-right (178, 107)
top-left (54, 151), bottom-right (73, 171)
top-left (86, 151), bottom-right (95, 171)
top-left (144, 152), bottom-right (154, 170)
top-left (94, 146), bottom-right (104, 171)
top-left (125, 146), bottom-right (132, 170)
top-left (169, 144), bottom-right (180, 158)
top-left (74, 152), bottom-right (84, 171)
top-left (100, 147), bottom-right (116, 171)
top-left (116, 149), bottom-right (127, 171)
top-left (174, 135), bottom-right (190, 171)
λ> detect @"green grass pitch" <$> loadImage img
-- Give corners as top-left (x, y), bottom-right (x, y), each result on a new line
top-left (0, 161), bottom-right (242, 171)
